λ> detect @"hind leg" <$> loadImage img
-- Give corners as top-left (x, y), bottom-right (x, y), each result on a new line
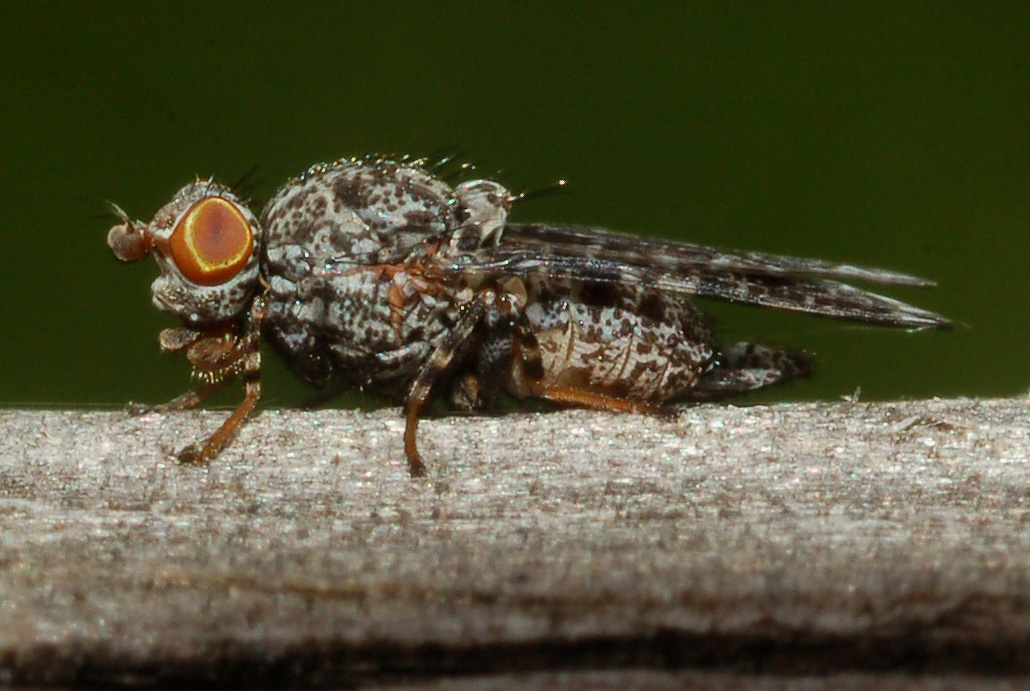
top-left (689, 342), bottom-right (811, 400)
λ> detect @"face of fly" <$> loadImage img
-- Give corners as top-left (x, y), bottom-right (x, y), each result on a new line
top-left (107, 180), bottom-right (262, 324)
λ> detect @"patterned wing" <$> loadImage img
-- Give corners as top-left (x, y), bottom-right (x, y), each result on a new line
top-left (453, 223), bottom-right (951, 330)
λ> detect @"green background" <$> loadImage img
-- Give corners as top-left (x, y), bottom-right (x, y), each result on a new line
top-left (1, 2), bottom-right (1026, 411)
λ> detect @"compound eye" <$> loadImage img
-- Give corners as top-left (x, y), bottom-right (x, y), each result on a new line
top-left (169, 197), bottom-right (254, 286)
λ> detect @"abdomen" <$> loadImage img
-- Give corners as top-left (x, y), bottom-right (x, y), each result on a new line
top-left (521, 279), bottom-right (716, 402)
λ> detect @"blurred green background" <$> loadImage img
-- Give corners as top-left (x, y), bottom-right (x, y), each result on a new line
top-left (1, 2), bottom-right (1026, 411)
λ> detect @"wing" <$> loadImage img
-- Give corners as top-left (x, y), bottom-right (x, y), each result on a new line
top-left (453, 223), bottom-right (951, 330)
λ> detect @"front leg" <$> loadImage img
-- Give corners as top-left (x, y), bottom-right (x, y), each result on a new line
top-left (176, 295), bottom-right (268, 464)
top-left (127, 327), bottom-right (222, 414)
top-left (132, 380), bottom-right (231, 415)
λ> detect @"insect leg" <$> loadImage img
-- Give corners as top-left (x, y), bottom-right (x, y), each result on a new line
top-left (177, 295), bottom-right (267, 464)
top-left (529, 384), bottom-right (659, 413)
top-left (689, 342), bottom-right (811, 400)
top-left (129, 327), bottom-right (235, 414)
top-left (403, 293), bottom-right (491, 476)
top-left (132, 380), bottom-right (231, 415)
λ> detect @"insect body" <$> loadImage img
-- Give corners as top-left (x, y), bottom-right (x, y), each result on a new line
top-left (108, 156), bottom-right (950, 475)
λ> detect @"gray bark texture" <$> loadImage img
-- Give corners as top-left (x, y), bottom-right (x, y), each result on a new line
top-left (1, 397), bottom-right (1029, 689)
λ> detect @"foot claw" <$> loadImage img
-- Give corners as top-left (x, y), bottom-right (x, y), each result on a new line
top-left (126, 401), bottom-right (154, 416)
top-left (654, 405), bottom-right (680, 420)
top-left (176, 445), bottom-right (202, 464)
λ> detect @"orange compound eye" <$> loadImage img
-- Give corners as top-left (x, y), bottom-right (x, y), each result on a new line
top-left (169, 197), bottom-right (254, 286)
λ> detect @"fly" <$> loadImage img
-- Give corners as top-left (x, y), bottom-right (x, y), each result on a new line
top-left (107, 156), bottom-right (951, 476)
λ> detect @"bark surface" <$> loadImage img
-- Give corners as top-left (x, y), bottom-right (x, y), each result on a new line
top-left (1, 398), bottom-right (1028, 688)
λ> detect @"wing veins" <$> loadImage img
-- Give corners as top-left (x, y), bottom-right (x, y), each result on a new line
top-left (457, 251), bottom-right (951, 330)
top-left (503, 223), bottom-right (936, 287)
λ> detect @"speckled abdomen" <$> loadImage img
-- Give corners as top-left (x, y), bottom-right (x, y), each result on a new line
top-left (522, 279), bottom-right (715, 402)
